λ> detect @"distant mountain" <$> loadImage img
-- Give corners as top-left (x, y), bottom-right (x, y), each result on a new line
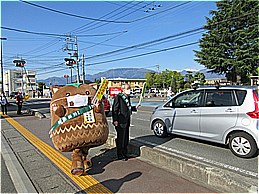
top-left (37, 68), bottom-right (226, 86)
top-left (38, 68), bottom-right (155, 86)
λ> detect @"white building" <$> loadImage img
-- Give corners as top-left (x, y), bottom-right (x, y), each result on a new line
top-left (4, 69), bottom-right (37, 96)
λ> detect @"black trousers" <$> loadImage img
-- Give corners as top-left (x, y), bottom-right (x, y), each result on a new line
top-left (17, 103), bottom-right (22, 114)
top-left (115, 123), bottom-right (130, 157)
top-left (1, 105), bottom-right (7, 114)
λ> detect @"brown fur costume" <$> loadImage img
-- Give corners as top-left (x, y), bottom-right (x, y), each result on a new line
top-left (50, 84), bottom-right (109, 175)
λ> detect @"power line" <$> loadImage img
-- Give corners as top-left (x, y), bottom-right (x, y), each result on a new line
top-left (72, 1), bottom-right (139, 34)
top-left (130, 2), bottom-right (191, 23)
top-left (75, 1), bottom-right (150, 33)
top-left (88, 31), bottom-right (203, 61)
top-left (1, 26), bottom-right (128, 37)
top-left (86, 41), bottom-right (199, 67)
top-left (85, 27), bottom-right (204, 60)
top-left (21, 1), bottom-right (130, 24)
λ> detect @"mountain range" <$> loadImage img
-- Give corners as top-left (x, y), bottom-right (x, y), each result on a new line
top-left (38, 68), bottom-right (225, 86)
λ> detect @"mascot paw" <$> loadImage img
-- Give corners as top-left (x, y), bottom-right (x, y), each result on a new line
top-left (54, 104), bottom-right (66, 117)
top-left (71, 168), bottom-right (84, 176)
top-left (71, 149), bottom-right (84, 176)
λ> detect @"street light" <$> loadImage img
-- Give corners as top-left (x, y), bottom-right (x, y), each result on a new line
top-left (1, 37), bottom-right (7, 93)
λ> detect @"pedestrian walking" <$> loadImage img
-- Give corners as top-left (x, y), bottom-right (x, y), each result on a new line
top-left (16, 92), bottom-right (23, 115)
top-left (1, 92), bottom-right (8, 115)
top-left (112, 84), bottom-right (140, 161)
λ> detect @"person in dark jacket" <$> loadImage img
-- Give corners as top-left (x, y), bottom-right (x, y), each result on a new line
top-left (112, 84), bottom-right (140, 161)
top-left (16, 92), bottom-right (23, 115)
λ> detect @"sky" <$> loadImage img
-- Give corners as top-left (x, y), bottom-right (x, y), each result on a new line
top-left (1, 0), bottom-right (217, 80)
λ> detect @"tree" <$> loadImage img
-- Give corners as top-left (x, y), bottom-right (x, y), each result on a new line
top-left (171, 71), bottom-right (183, 93)
top-left (193, 72), bottom-right (206, 85)
top-left (145, 72), bottom-right (156, 88)
top-left (37, 82), bottom-right (45, 92)
top-left (194, 0), bottom-right (258, 84)
top-left (94, 78), bottom-right (101, 84)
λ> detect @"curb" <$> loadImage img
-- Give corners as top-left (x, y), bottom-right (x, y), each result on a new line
top-left (24, 108), bottom-right (46, 119)
top-left (8, 102), bottom-right (46, 119)
top-left (106, 134), bottom-right (258, 193)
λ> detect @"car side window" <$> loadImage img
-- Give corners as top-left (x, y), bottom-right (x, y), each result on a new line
top-left (165, 91), bottom-right (203, 108)
top-left (235, 90), bottom-right (247, 105)
top-left (205, 90), bottom-right (236, 107)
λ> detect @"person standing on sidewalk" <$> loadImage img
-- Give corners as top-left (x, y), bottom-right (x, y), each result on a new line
top-left (1, 92), bottom-right (8, 115)
top-left (16, 92), bottom-right (23, 115)
top-left (112, 84), bottom-right (140, 161)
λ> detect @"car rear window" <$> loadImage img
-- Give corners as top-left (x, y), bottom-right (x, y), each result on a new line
top-left (205, 90), bottom-right (236, 106)
top-left (235, 90), bottom-right (247, 105)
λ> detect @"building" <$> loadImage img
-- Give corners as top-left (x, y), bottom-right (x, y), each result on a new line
top-left (106, 78), bottom-right (147, 89)
top-left (4, 69), bottom-right (37, 96)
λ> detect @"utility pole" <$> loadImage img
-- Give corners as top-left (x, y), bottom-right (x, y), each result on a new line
top-left (75, 36), bottom-right (80, 83)
top-left (156, 65), bottom-right (160, 74)
top-left (64, 35), bottom-right (80, 83)
top-left (0, 37), bottom-right (7, 93)
top-left (82, 54), bottom-right (85, 84)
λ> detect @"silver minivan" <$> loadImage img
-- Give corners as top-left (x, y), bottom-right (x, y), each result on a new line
top-left (150, 86), bottom-right (259, 158)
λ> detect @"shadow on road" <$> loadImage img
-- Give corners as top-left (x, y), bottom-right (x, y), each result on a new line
top-left (76, 147), bottom-right (142, 193)
top-left (86, 148), bottom-right (118, 176)
top-left (76, 171), bottom-right (142, 193)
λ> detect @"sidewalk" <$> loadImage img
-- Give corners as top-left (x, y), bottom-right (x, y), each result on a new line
top-left (1, 118), bottom-right (78, 193)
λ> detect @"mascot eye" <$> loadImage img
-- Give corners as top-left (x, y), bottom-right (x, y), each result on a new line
top-left (85, 91), bottom-right (90, 95)
top-left (66, 93), bottom-right (70, 97)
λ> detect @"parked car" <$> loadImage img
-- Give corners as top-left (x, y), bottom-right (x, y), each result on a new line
top-left (102, 96), bottom-right (111, 116)
top-left (10, 92), bottom-right (18, 99)
top-left (150, 86), bottom-right (259, 158)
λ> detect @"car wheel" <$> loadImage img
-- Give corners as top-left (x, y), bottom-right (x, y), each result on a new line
top-left (153, 120), bottom-right (167, 137)
top-left (229, 132), bottom-right (258, 158)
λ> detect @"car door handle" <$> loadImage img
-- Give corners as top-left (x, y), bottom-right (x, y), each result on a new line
top-left (225, 108), bottom-right (235, 112)
top-left (190, 110), bottom-right (199, 113)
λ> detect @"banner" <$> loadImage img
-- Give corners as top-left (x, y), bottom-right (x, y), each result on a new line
top-left (92, 78), bottom-right (109, 105)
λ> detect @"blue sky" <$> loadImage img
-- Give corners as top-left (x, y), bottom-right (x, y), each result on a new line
top-left (1, 1), bottom-right (217, 80)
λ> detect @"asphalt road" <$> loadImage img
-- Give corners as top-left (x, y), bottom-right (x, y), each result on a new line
top-left (17, 97), bottom-right (258, 177)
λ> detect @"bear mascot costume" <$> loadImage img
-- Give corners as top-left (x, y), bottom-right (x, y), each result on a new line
top-left (49, 82), bottom-right (109, 175)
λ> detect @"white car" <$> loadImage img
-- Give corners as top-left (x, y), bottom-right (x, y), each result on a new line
top-left (150, 86), bottom-right (259, 158)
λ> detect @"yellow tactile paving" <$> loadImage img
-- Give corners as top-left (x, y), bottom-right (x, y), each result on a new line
top-left (1, 113), bottom-right (111, 193)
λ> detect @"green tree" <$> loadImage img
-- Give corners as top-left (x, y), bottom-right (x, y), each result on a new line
top-left (194, 0), bottom-right (259, 84)
top-left (193, 72), bottom-right (206, 85)
top-left (37, 82), bottom-right (45, 92)
top-left (94, 78), bottom-right (101, 84)
top-left (145, 72), bottom-right (156, 88)
top-left (171, 71), bottom-right (184, 93)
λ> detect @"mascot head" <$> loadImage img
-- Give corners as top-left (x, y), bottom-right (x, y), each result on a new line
top-left (50, 83), bottom-right (109, 152)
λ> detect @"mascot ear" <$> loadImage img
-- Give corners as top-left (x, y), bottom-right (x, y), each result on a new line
top-left (51, 86), bottom-right (60, 94)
